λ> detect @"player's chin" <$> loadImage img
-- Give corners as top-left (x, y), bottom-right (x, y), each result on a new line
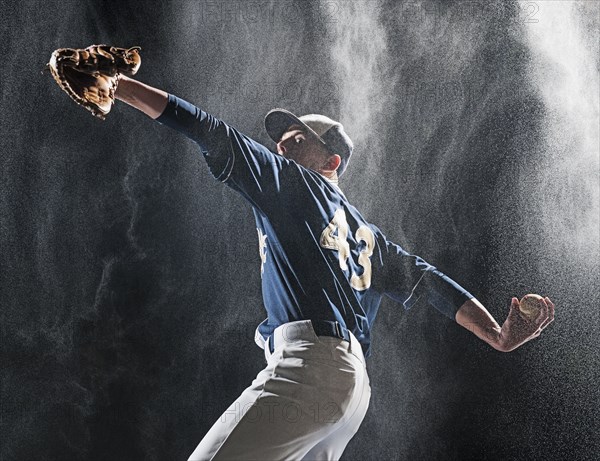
top-left (277, 150), bottom-right (293, 160)
top-left (282, 152), bottom-right (299, 163)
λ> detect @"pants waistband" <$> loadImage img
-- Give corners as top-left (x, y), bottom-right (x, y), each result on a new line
top-left (265, 320), bottom-right (365, 365)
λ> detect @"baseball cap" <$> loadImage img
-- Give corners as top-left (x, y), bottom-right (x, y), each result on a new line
top-left (265, 108), bottom-right (354, 176)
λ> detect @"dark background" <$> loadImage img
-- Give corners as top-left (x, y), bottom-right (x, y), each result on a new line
top-left (1, 1), bottom-right (599, 460)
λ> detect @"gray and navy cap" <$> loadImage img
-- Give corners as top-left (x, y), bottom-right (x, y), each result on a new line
top-left (265, 108), bottom-right (354, 176)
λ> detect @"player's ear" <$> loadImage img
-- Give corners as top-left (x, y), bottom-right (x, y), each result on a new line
top-left (323, 154), bottom-right (342, 173)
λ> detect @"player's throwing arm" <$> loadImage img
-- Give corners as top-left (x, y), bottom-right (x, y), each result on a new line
top-left (455, 296), bottom-right (554, 352)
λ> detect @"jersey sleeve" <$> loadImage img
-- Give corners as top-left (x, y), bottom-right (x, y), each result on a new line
top-left (155, 93), bottom-right (292, 213)
top-left (377, 237), bottom-right (474, 320)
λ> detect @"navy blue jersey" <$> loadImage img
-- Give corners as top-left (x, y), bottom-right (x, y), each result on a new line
top-left (157, 94), bottom-right (474, 357)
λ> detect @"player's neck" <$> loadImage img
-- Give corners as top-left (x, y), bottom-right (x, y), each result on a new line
top-left (323, 171), bottom-right (341, 189)
top-left (318, 169), bottom-right (339, 182)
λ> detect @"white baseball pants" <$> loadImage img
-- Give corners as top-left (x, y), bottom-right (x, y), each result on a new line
top-left (187, 320), bottom-right (371, 461)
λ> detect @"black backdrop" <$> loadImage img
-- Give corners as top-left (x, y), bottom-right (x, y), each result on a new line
top-left (1, 1), bottom-right (599, 460)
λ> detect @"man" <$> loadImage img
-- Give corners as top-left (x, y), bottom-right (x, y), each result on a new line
top-left (114, 75), bottom-right (554, 461)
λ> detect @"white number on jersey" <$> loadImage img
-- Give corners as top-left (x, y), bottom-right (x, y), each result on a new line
top-left (319, 209), bottom-right (375, 291)
top-left (257, 228), bottom-right (268, 277)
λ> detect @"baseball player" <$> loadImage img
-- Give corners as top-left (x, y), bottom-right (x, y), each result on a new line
top-left (47, 48), bottom-right (555, 460)
top-left (112, 76), bottom-right (554, 460)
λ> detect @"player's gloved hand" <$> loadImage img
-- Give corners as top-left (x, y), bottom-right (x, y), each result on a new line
top-left (46, 44), bottom-right (142, 120)
top-left (498, 296), bottom-right (555, 351)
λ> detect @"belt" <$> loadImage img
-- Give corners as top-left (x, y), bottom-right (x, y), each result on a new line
top-left (267, 320), bottom-right (351, 354)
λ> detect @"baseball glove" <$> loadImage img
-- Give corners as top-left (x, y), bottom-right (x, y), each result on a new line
top-left (47, 44), bottom-right (142, 120)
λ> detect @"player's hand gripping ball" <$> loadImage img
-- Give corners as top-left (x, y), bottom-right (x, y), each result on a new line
top-left (518, 294), bottom-right (545, 320)
top-left (47, 44), bottom-right (141, 120)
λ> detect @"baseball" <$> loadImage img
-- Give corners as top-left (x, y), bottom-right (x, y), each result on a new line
top-left (519, 294), bottom-right (544, 319)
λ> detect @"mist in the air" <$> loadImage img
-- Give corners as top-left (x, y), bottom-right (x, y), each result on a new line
top-left (1, 1), bottom-right (598, 460)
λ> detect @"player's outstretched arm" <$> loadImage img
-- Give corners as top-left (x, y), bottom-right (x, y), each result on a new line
top-left (115, 75), bottom-right (168, 119)
top-left (455, 297), bottom-right (554, 352)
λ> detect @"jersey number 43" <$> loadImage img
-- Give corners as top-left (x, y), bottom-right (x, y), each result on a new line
top-left (320, 209), bottom-right (375, 291)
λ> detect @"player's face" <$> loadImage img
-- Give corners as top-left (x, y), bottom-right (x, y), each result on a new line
top-left (277, 126), bottom-right (330, 172)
